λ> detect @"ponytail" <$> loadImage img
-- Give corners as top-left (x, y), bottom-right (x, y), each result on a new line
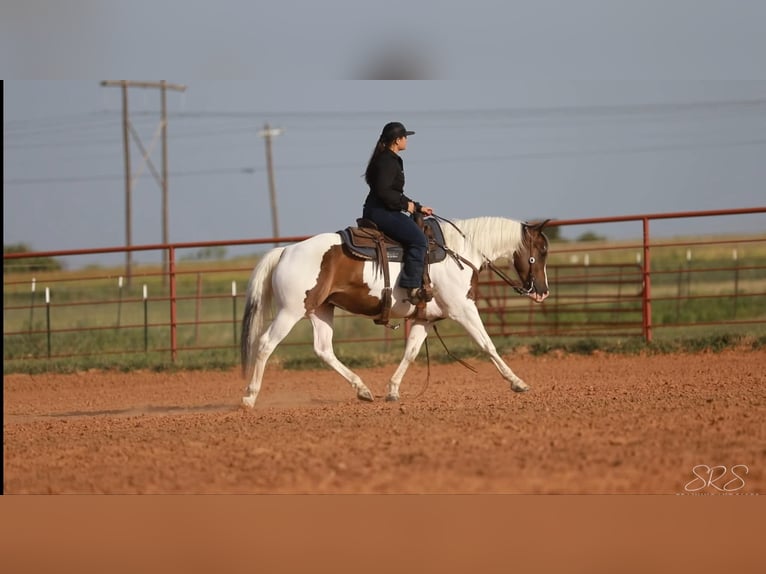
top-left (363, 139), bottom-right (388, 185)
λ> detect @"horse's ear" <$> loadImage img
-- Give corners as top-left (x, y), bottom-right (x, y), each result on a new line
top-left (527, 219), bottom-right (552, 231)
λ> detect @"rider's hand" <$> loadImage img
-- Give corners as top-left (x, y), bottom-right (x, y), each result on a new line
top-left (419, 205), bottom-right (434, 216)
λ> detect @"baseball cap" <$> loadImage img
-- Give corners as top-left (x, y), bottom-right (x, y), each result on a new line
top-left (381, 121), bottom-right (415, 141)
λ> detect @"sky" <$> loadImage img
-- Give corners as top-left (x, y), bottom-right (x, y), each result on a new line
top-left (3, 1), bottom-right (766, 268)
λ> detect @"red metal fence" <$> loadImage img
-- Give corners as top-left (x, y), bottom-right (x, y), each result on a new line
top-left (4, 207), bottom-right (765, 367)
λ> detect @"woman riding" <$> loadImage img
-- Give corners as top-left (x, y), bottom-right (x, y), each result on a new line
top-left (362, 121), bottom-right (434, 303)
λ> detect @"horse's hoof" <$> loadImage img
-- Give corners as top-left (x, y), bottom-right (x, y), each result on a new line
top-left (385, 394), bottom-right (399, 402)
top-left (241, 396), bottom-right (256, 408)
top-left (511, 383), bottom-right (530, 393)
top-left (357, 388), bottom-right (374, 402)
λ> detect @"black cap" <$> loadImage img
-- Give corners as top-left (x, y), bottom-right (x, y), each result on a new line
top-left (380, 121), bottom-right (415, 142)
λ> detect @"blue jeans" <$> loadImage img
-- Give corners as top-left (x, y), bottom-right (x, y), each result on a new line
top-left (362, 206), bottom-right (428, 289)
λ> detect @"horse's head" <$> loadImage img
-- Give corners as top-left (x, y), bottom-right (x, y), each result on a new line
top-left (512, 219), bottom-right (551, 303)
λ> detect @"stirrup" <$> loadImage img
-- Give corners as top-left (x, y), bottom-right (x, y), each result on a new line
top-left (406, 287), bottom-right (432, 304)
top-left (406, 287), bottom-right (423, 304)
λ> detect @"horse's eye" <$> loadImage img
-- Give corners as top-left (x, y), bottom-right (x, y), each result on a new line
top-left (529, 257), bottom-right (536, 264)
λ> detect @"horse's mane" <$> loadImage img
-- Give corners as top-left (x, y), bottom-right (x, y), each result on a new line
top-left (441, 216), bottom-right (524, 260)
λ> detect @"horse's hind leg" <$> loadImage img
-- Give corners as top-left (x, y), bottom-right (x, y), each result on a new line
top-left (242, 309), bottom-right (302, 407)
top-left (309, 305), bottom-right (374, 402)
top-left (386, 321), bottom-right (431, 401)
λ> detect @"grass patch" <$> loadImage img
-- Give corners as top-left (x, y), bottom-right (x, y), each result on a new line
top-left (681, 333), bottom-right (737, 353)
top-left (568, 339), bottom-right (601, 355)
top-left (502, 333), bottom-right (752, 360)
top-left (529, 341), bottom-right (558, 356)
top-left (4, 332), bottom-right (761, 376)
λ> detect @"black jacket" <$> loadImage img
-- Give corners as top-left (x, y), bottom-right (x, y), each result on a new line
top-left (363, 149), bottom-right (417, 211)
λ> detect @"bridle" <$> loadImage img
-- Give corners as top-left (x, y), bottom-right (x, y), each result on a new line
top-left (410, 213), bottom-right (542, 387)
top-left (431, 213), bottom-right (539, 296)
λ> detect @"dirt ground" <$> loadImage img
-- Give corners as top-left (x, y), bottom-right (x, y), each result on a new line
top-left (4, 348), bottom-right (765, 494)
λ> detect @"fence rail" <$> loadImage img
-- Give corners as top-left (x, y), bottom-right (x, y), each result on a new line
top-left (4, 206), bottom-right (765, 367)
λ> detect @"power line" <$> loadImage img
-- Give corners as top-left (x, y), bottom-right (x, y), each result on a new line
top-left (128, 97), bottom-right (766, 120)
top-left (5, 136), bottom-right (766, 188)
top-left (4, 166), bottom-right (265, 186)
top-left (4, 122), bottom-right (267, 150)
top-left (8, 97), bottom-right (766, 132)
top-left (6, 95), bottom-right (765, 195)
top-left (6, 100), bottom-right (765, 153)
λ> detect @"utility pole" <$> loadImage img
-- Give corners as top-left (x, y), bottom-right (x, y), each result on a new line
top-left (100, 80), bottom-right (186, 287)
top-left (258, 123), bottom-right (283, 245)
top-left (160, 81), bottom-right (171, 285)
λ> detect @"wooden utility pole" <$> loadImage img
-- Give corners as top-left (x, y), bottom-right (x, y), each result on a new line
top-left (258, 123), bottom-right (283, 246)
top-left (119, 82), bottom-right (132, 284)
top-left (100, 80), bottom-right (186, 286)
top-left (160, 81), bottom-right (170, 283)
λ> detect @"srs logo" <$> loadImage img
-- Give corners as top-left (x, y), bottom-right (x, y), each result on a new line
top-left (683, 464), bottom-right (749, 493)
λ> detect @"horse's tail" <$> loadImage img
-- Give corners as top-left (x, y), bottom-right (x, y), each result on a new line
top-left (240, 247), bottom-right (285, 380)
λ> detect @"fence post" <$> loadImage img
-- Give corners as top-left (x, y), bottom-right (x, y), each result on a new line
top-left (232, 280), bottom-right (238, 348)
top-left (195, 273), bottom-right (203, 345)
top-left (675, 263), bottom-right (682, 322)
top-left (583, 253), bottom-right (590, 324)
top-left (733, 249), bottom-right (739, 318)
top-left (168, 246), bottom-right (178, 362)
top-left (553, 266), bottom-right (559, 335)
top-left (29, 277), bottom-right (36, 333)
top-left (45, 287), bottom-right (51, 359)
top-left (642, 218), bottom-right (653, 343)
top-left (117, 276), bottom-right (124, 327)
top-left (143, 284), bottom-right (149, 352)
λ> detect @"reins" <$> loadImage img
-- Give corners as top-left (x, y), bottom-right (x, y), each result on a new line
top-left (411, 323), bottom-right (479, 400)
top-left (431, 213), bottom-right (531, 295)
top-left (409, 213), bottom-right (529, 392)
top-left (485, 260), bottom-right (532, 296)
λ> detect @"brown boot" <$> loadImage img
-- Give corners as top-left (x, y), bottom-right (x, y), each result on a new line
top-left (406, 287), bottom-right (423, 303)
top-left (407, 287), bottom-right (433, 304)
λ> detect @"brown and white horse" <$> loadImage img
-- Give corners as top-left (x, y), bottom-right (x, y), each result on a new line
top-left (240, 216), bottom-right (550, 407)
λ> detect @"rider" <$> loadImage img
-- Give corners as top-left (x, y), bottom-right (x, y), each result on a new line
top-left (362, 121), bottom-right (434, 303)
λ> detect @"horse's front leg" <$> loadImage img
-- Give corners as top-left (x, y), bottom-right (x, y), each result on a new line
top-left (452, 304), bottom-right (529, 392)
top-left (386, 321), bottom-right (431, 401)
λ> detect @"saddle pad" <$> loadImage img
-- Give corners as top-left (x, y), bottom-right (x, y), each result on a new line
top-left (337, 218), bottom-right (447, 264)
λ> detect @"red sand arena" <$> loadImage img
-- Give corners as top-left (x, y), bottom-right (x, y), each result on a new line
top-left (4, 348), bottom-right (765, 494)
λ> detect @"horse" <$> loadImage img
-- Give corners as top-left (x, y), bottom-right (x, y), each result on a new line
top-left (240, 216), bottom-right (551, 407)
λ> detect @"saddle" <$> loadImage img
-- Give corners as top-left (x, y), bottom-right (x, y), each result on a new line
top-left (337, 215), bottom-right (447, 327)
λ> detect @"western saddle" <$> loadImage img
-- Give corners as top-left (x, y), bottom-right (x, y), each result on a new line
top-left (336, 215), bottom-right (447, 327)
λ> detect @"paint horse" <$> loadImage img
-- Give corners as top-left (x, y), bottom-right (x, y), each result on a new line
top-left (240, 216), bottom-right (550, 407)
